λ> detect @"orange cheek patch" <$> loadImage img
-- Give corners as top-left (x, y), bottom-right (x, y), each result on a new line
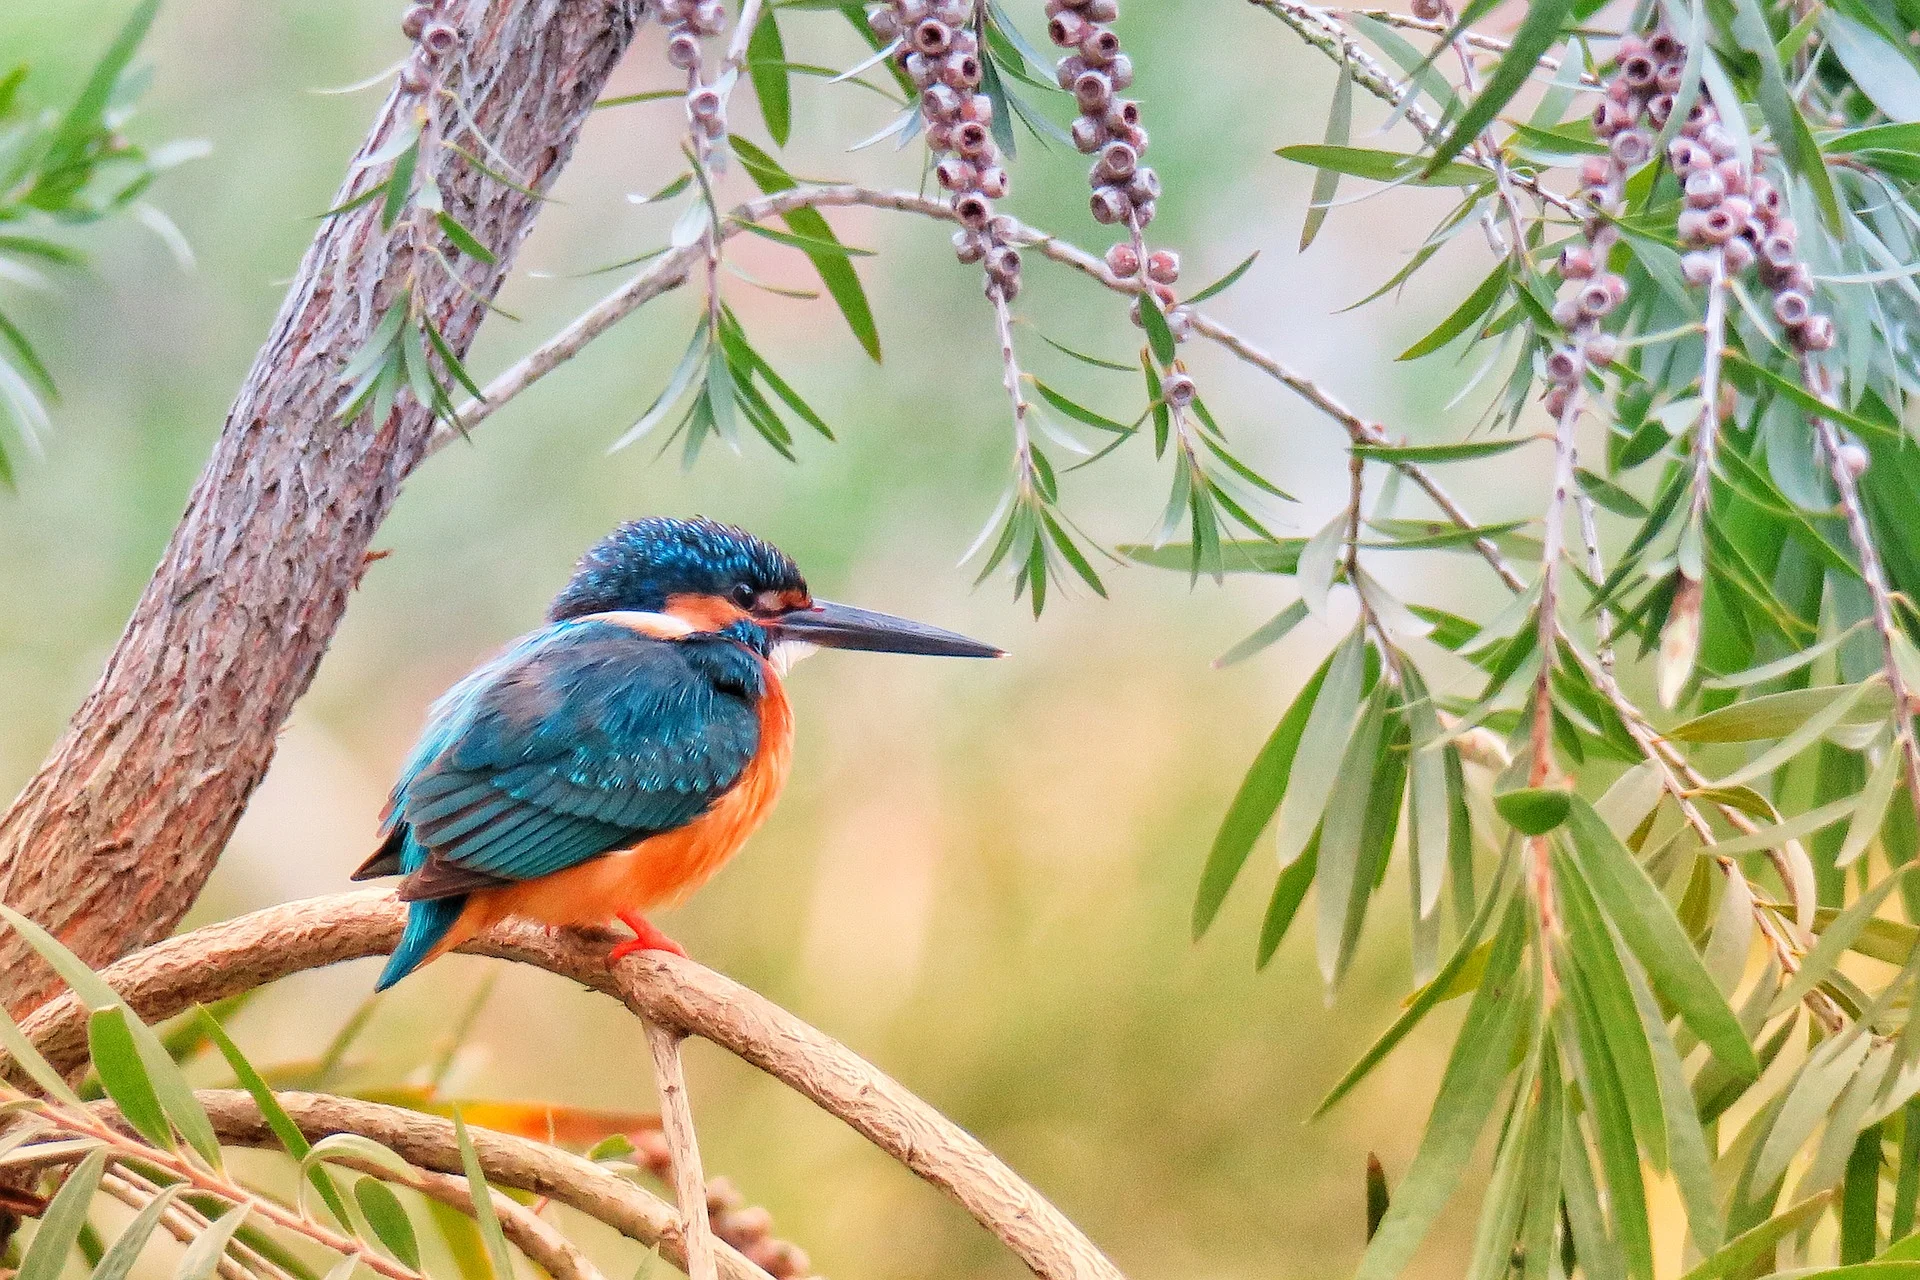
top-left (665, 594), bottom-right (750, 632)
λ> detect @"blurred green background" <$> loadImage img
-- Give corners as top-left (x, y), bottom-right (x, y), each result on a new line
top-left (0, 2), bottom-right (1558, 1276)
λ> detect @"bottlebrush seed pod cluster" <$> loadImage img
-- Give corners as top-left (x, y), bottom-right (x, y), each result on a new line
top-left (658, 0), bottom-right (731, 139)
top-left (397, 1), bottom-right (460, 93)
top-left (1045, 0), bottom-right (1190, 340)
top-left (868, 0), bottom-right (1022, 295)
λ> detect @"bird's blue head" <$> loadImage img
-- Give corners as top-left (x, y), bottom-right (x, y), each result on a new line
top-left (548, 516), bottom-right (1004, 660)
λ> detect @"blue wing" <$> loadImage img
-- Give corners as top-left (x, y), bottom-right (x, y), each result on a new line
top-left (371, 618), bottom-right (763, 897)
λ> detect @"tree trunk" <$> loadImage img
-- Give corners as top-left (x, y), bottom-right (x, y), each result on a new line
top-left (0, 0), bottom-right (643, 1014)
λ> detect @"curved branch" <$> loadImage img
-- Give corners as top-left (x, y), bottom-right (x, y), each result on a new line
top-left (16, 892), bottom-right (1127, 1280)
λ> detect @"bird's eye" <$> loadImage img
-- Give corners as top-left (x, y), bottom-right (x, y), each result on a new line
top-left (730, 583), bottom-right (758, 610)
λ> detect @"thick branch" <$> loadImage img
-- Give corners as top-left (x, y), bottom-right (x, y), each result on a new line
top-left (15, 891), bottom-right (1127, 1280)
top-left (0, 0), bottom-right (642, 1015)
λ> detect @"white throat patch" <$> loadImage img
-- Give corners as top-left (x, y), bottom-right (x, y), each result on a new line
top-left (769, 639), bottom-right (818, 675)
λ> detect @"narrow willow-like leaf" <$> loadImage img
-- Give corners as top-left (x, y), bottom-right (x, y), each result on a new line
top-left (1423, 0), bottom-right (1570, 173)
top-left (89, 1186), bottom-right (181, 1280)
top-left (0, 1000), bottom-right (84, 1107)
top-left (1256, 833), bottom-right (1318, 969)
top-left (1273, 629), bottom-right (1368, 869)
top-left (1560, 958), bottom-right (1654, 1280)
top-left (199, 1009), bottom-right (352, 1226)
top-left (1752, 1032), bottom-right (1872, 1192)
top-left (20, 1149), bottom-right (108, 1280)
top-left (89, 1006), bottom-right (171, 1150)
top-left (1315, 855), bottom-right (1510, 1117)
top-left (1560, 1103), bottom-right (1621, 1280)
top-left (1772, 867), bottom-right (1914, 1016)
top-left (1350, 437), bottom-right (1537, 464)
top-left (1398, 263), bottom-right (1507, 362)
top-left (1214, 600), bottom-right (1309, 669)
top-left (730, 137), bottom-right (880, 361)
top-left (1300, 59), bottom-right (1352, 251)
top-left (1183, 250), bottom-right (1260, 305)
top-left (175, 1204), bottom-right (249, 1280)
top-left (1677, 1191), bottom-right (1831, 1279)
top-left (1565, 802), bottom-right (1758, 1078)
top-left (1838, 747), bottom-right (1903, 867)
top-left (1707, 793), bottom-right (1861, 856)
top-left (1667, 679), bottom-right (1887, 742)
top-left (1621, 937), bottom-right (1722, 1253)
top-left (356, 1179), bottom-right (421, 1270)
top-left (1357, 898), bottom-right (1527, 1280)
top-left (1320, 682), bottom-right (1402, 987)
top-left (452, 1109), bottom-right (514, 1280)
top-left (1275, 145), bottom-right (1487, 187)
top-left (747, 7), bottom-right (791, 144)
top-left (1401, 665), bottom-right (1449, 921)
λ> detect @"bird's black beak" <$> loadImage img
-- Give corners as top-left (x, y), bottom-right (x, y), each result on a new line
top-left (770, 600), bottom-right (1005, 658)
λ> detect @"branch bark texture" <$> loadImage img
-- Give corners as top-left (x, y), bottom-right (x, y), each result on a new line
top-left (15, 891), bottom-right (1128, 1280)
top-left (0, 0), bottom-right (643, 1014)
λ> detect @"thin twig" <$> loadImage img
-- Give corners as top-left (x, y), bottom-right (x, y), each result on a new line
top-left (646, 1024), bottom-right (718, 1280)
top-left (13, 893), bottom-right (1129, 1280)
top-left (1329, 9), bottom-right (1603, 84)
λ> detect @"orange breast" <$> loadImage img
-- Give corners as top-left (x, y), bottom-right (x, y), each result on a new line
top-left (442, 664), bottom-right (794, 947)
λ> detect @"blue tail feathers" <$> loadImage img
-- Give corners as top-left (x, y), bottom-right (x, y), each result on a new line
top-left (373, 829), bottom-right (464, 991)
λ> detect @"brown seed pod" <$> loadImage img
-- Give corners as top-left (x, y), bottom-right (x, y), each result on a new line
top-left (976, 165), bottom-right (1009, 198)
top-left (1723, 235), bottom-right (1755, 274)
top-left (1162, 372), bottom-right (1197, 408)
top-left (1543, 383), bottom-right (1573, 419)
top-left (986, 245), bottom-right (1021, 281)
top-left (419, 19), bottom-right (459, 56)
top-left (401, 3), bottom-right (432, 39)
top-left (1700, 206), bottom-right (1741, 244)
top-left (867, 4), bottom-right (900, 38)
top-left (1772, 289), bottom-right (1812, 327)
top-left (1587, 332), bottom-right (1620, 365)
top-left (925, 121), bottom-right (953, 151)
top-left (1055, 53), bottom-right (1087, 89)
top-left (1048, 11), bottom-right (1091, 47)
top-left (1654, 61), bottom-right (1682, 93)
top-left (903, 52), bottom-right (935, 88)
top-left (1545, 346), bottom-right (1581, 383)
top-left (692, 0), bottom-right (727, 34)
top-left (1105, 242), bottom-right (1140, 276)
top-left (1683, 169), bottom-right (1724, 208)
top-left (1837, 438), bottom-right (1868, 474)
top-left (1620, 52), bottom-right (1657, 88)
top-left (1070, 116), bottom-right (1106, 153)
top-left (955, 192), bottom-right (992, 227)
top-left (952, 229), bottom-right (986, 264)
top-left (1146, 249), bottom-right (1179, 284)
top-left (1081, 27), bottom-right (1121, 65)
top-left (955, 120), bottom-right (991, 157)
top-left (934, 158), bottom-right (978, 191)
top-left (1647, 93), bottom-right (1674, 126)
top-left (1104, 98), bottom-right (1141, 130)
top-left (1578, 155), bottom-right (1612, 188)
top-left (1592, 99), bottom-right (1631, 136)
top-left (941, 52), bottom-right (981, 89)
top-left (1550, 297), bottom-right (1582, 328)
top-left (1411, 0), bottom-right (1443, 18)
top-left (1715, 159), bottom-right (1749, 195)
top-left (1132, 197), bottom-right (1156, 226)
top-left (1667, 137), bottom-right (1708, 173)
top-left (1086, 0), bottom-right (1118, 19)
top-left (1559, 244), bottom-right (1596, 279)
top-left (1649, 29), bottom-right (1682, 62)
top-left (666, 31), bottom-right (702, 67)
top-left (1681, 251), bottom-right (1716, 286)
top-left (1090, 186), bottom-right (1128, 224)
top-left (1073, 69), bottom-right (1113, 112)
top-left (1578, 281), bottom-right (1618, 318)
top-left (913, 17), bottom-right (953, 55)
top-left (1610, 129), bottom-right (1652, 167)
top-left (1107, 53), bottom-right (1134, 90)
top-left (1098, 139), bottom-right (1137, 181)
top-left (1794, 313), bottom-right (1836, 352)
top-left (960, 92), bottom-right (993, 123)
top-left (921, 83), bottom-right (960, 118)
top-left (1127, 166), bottom-right (1160, 203)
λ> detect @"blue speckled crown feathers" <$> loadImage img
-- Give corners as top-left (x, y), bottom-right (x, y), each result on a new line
top-left (547, 516), bottom-right (806, 622)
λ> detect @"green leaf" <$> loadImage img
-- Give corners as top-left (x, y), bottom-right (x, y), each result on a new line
top-left (435, 213), bottom-right (496, 265)
top-left (1678, 1192), bottom-right (1831, 1280)
top-left (730, 137), bottom-right (880, 361)
top-left (1725, 351), bottom-right (1900, 442)
top-left (89, 1006), bottom-right (171, 1150)
top-left (1424, 0), bottom-right (1570, 174)
top-left (1036, 331), bottom-right (1134, 372)
top-left (730, 219), bottom-right (875, 257)
top-left (1301, 58), bottom-right (1353, 251)
top-left (1839, 747), bottom-right (1902, 868)
top-left (1256, 833), bottom-right (1319, 968)
top-left (1120, 539), bottom-right (1302, 573)
top-left (355, 1180), bottom-right (420, 1270)
top-left (1565, 801), bottom-right (1759, 1078)
top-left (1706, 793), bottom-right (1861, 856)
top-left (452, 1109), bottom-right (514, 1280)
top-left (1357, 898), bottom-right (1527, 1280)
top-left (1029, 380), bottom-right (1130, 434)
top-left (1184, 250), bottom-right (1260, 305)
top-left (1771, 867), bottom-right (1914, 1016)
top-left (1316, 681), bottom-right (1393, 986)
top-left (380, 140), bottom-right (419, 231)
top-left (1315, 855), bottom-right (1510, 1116)
top-left (198, 1009), bottom-right (351, 1226)
top-left (90, 1186), bottom-right (181, 1280)
top-left (1821, 13), bottom-right (1920, 123)
top-left (175, 1204), bottom-right (249, 1280)
top-left (1753, 1032), bottom-right (1872, 1192)
top-left (0, 1002), bottom-right (84, 1107)
top-left (1350, 437), bottom-right (1537, 464)
top-left (43, 0), bottom-right (160, 176)
top-left (1493, 786), bottom-right (1570, 835)
top-left (1667, 680), bottom-right (1889, 743)
top-left (1137, 293), bottom-right (1176, 368)
top-left (1215, 600), bottom-right (1310, 669)
top-left (1273, 630), bottom-right (1369, 869)
top-left (1398, 263), bottom-right (1508, 361)
top-left (20, 1150), bottom-right (108, 1280)
top-left (747, 8), bottom-right (792, 144)
top-left (0, 904), bottom-right (221, 1168)
top-left (1275, 144), bottom-right (1488, 187)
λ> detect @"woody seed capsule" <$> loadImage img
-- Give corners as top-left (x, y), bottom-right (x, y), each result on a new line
top-left (1087, 0), bottom-right (1118, 18)
top-left (1550, 297), bottom-right (1582, 328)
top-left (1090, 187), bottom-right (1128, 224)
top-left (1546, 346), bottom-right (1581, 383)
top-left (1104, 99), bottom-right (1141, 131)
top-left (952, 229), bottom-right (985, 264)
top-left (1544, 384), bottom-right (1573, 419)
top-left (955, 193), bottom-right (991, 227)
top-left (1133, 198), bottom-right (1156, 226)
top-left (898, 0), bottom-right (928, 22)
top-left (1127, 166), bottom-right (1161, 203)
top-left (1049, 12), bottom-right (1091, 46)
top-left (960, 93), bottom-right (993, 122)
top-left (1107, 54), bottom-right (1134, 90)
top-left (1681, 251), bottom-right (1715, 286)
top-left (1099, 140), bottom-right (1137, 181)
top-left (1620, 53), bottom-right (1657, 88)
top-left (925, 121), bottom-right (953, 151)
top-left (867, 4), bottom-right (900, 37)
top-left (693, 0), bottom-right (727, 33)
top-left (1610, 129), bottom-right (1651, 167)
top-left (955, 120), bottom-right (991, 157)
top-left (1838, 440), bottom-right (1868, 475)
top-left (903, 53), bottom-right (934, 87)
top-left (1055, 54), bottom-right (1087, 89)
top-left (1147, 249), bottom-right (1179, 284)
top-left (1162, 373), bottom-right (1196, 408)
top-left (976, 166), bottom-right (1009, 198)
top-left (420, 20), bottom-right (459, 55)
top-left (1579, 281), bottom-right (1617, 317)
top-left (1074, 70), bottom-right (1113, 111)
top-left (934, 158), bottom-right (977, 191)
top-left (932, 0), bottom-right (969, 22)
top-left (1648, 93), bottom-right (1674, 125)
top-left (666, 31), bottom-right (701, 67)
top-left (942, 53), bottom-right (981, 88)
top-left (1411, 0), bottom-right (1443, 17)
top-left (688, 87), bottom-right (723, 119)
top-left (1587, 332), bottom-right (1619, 365)
top-left (1578, 156), bottom-right (1612, 188)
top-left (986, 245), bottom-right (1021, 280)
top-left (1070, 116), bottom-right (1106, 153)
top-left (1798, 315), bottom-right (1836, 352)
top-left (1081, 28), bottom-right (1121, 65)
top-left (1683, 169), bottom-right (1724, 208)
top-left (913, 18), bottom-right (953, 55)
top-left (1105, 242), bottom-right (1140, 276)
top-left (1773, 289), bottom-right (1812, 327)
top-left (921, 83), bottom-right (959, 116)
top-left (1559, 244), bottom-right (1596, 279)
top-left (1723, 236), bottom-right (1755, 273)
top-left (1649, 30), bottom-right (1682, 62)
top-left (401, 3), bottom-right (433, 38)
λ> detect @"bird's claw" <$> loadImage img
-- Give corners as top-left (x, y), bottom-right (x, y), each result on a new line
top-left (609, 910), bottom-right (688, 964)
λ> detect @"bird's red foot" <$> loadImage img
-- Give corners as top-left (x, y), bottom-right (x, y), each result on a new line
top-left (609, 910), bottom-right (687, 964)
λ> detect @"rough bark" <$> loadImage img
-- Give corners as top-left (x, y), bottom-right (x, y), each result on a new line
top-left (0, 0), bottom-right (642, 1013)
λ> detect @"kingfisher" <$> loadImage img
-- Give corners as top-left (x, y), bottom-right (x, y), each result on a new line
top-left (353, 516), bottom-right (1002, 990)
